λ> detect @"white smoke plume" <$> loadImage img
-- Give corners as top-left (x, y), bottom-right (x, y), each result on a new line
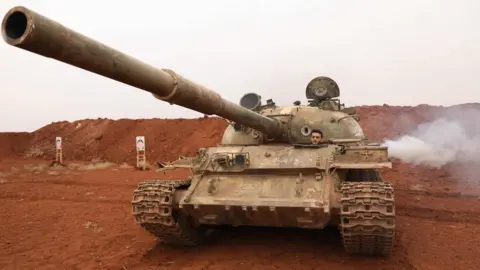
top-left (383, 106), bottom-right (480, 168)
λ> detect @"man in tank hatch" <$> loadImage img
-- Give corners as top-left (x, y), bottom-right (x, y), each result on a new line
top-left (310, 129), bottom-right (324, 144)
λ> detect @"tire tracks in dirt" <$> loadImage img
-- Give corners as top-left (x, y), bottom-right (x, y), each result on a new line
top-left (0, 194), bottom-right (129, 205)
top-left (396, 205), bottom-right (480, 224)
top-left (1, 179), bottom-right (140, 189)
top-left (396, 188), bottom-right (480, 199)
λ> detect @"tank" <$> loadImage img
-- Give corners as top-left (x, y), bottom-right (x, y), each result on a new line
top-left (1, 6), bottom-right (396, 256)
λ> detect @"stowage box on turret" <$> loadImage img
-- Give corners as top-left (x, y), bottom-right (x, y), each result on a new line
top-left (2, 6), bottom-right (395, 256)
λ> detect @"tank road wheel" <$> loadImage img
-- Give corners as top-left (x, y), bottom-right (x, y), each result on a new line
top-left (131, 180), bottom-right (208, 246)
top-left (339, 181), bottom-right (395, 256)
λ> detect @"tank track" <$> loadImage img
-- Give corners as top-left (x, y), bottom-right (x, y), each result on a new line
top-left (131, 179), bottom-right (206, 246)
top-left (339, 181), bottom-right (395, 256)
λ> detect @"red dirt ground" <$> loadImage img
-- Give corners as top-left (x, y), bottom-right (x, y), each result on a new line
top-left (1, 104), bottom-right (480, 270)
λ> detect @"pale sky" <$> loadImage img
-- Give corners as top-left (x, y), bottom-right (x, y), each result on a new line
top-left (1, 0), bottom-right (479, 132)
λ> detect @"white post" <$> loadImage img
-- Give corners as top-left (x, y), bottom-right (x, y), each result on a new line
top-left (55, 137), bottom-right (63, 164)
top-left (136, 136), bottom-right (146, 170)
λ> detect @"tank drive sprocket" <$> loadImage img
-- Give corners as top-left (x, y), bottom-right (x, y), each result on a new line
top-left (339, 181), bottom-right (395, 256)
top-left (131, 179), bottom-right (207, 246)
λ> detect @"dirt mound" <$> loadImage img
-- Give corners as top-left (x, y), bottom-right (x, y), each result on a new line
top-left (1, 117), bottom-right (228, 164)
top-left (0, 132), bottom-right (32, 159)
top-left (3, 103), bottom-right (480, 165)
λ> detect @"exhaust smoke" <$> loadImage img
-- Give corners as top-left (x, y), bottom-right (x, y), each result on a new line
top-left (383, 106), bottom-right (480, 168)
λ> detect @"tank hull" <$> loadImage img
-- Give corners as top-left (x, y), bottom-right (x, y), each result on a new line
top-left (132, 143), bottom-right (396, 256)
top-left (179, 173), bottom-right (333, 229)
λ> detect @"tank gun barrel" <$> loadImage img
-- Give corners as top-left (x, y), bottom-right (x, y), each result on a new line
top-left (1, 6), bottom-right (284, 138)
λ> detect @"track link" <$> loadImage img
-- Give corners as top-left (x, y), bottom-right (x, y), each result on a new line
top-left (339, 181), bottom-right (395, 256)
top-left (131, 179), bottom-right (206, 246)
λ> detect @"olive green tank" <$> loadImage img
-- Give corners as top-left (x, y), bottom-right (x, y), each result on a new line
top-left (1, 6), bottom-right (396, 256)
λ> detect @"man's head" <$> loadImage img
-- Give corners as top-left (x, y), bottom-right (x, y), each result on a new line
top-left (310, 129), bottom-right (323, 144)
